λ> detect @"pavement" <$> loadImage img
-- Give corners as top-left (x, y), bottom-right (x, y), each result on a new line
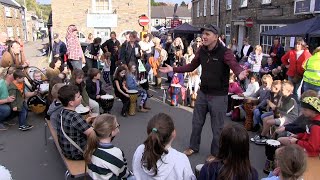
top-left (0, 39), bottom-right (266, 180)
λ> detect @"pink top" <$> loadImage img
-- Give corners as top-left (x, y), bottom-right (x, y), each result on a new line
top-left (228, 82), bottom-right (243, 94)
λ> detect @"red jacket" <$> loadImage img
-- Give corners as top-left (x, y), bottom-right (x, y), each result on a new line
top-left (281, 49), bottom-right (311, 77)
top-left (297, 114), bottom-right (320, 157)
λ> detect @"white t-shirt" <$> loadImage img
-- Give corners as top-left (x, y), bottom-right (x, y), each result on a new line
top-left (243, 45), bottom-right (251, 57)
top-left (139, 41), bottom-right (153, 53)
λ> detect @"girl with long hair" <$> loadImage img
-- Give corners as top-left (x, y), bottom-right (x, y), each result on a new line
top-left (69, 69), bottom-right (99, 114)
top-left (132, 113), bottom-right (196, 180)
top-left (113, 66), bottom-right (130, 117)
top-left (84, 114), bottom-right (134, 179)
top-left (198, 123), bottom-right (258, 180)
top-left (45, 57), bottom-right (65, 80)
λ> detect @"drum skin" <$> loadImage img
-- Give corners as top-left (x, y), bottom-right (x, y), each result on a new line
top-left (100, 95), bottom-right (114, 113)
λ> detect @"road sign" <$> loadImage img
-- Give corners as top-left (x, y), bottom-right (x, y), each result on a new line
top-left (245, 18), bottom-right (254, 28)
top-left (138, 15), bottom-right (150, 26)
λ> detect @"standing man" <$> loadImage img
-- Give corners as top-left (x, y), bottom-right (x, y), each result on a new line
top-left (120, 31), bottom-right (141, 66)
top-left (269, 37), bottom-right (284, 67)
top-left (101, 32), bottom-right (120, 76)
top-left (53, 33), bottom-right (67, 60)
top-left (84, 37), bottom-right (102, 69)
top-left (160, 24), bottom-right (248, 161)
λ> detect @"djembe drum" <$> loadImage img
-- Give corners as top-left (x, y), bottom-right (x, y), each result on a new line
top-left (127, 90), bottom-right (138, 116)
top-left (139, 79), bottom-right (148, 90)
top-left (100, 94), bottom-right (114, 114)
top-left (170, 84), bottom-right (181, 106)
top-left (264, 139), bottom-right (281, 174)
top-left (244, 97), bottom-right (259, 130)
top-left (230, 95), bottom-right (244, 121)
top-left (75, 106), bottom-right (90, 120)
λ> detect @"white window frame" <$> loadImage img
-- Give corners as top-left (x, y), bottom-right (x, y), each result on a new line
top-left (259, 24), bottom-right (287, 54)
top-left (5, 7), bottom-right (11, 17)
top-left (240, 0), bottom-right (248, 8)
top-left (7, 27), bottom-right (13, 37)
top-left (197, 1), bottom-right (200, 17)
top-left (226, 0), bottom-right (232, 10)
top-left (210, 0), bottom-right (214, 15)
top-left (91, 0), bottom-right (112, 13)
top-left (203, 0), bottom-right (207, 16)
top-left (262, 0), bottom-right (271, 5)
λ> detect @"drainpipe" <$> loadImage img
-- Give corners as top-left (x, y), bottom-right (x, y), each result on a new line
top-left (216, 0), bottom-right (220, 27)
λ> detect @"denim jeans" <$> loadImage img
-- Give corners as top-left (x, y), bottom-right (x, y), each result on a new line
top-left (303, 81), bottom-right (320, 94)
top-left (0, 104), bottom-right (11, 122)
top-left (70, 59), bottom-right (83, 70)
top-left (18, 102), bottom-right (28, 126)
top-left (253, 108), bottom-right (262, 126)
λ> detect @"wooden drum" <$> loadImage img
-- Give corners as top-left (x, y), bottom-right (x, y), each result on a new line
top-left (127, 90), bottom-right (138, 116)
top-left (100, 94), bottom-right (114, 114)
top-left (75, 106), bottom-right (90, 120)
top-left (244, 97), bottom-right (259, 131)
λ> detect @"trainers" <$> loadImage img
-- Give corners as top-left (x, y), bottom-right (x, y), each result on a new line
top-left (0, 123), bottom-right (8, 131)
top-left (25, 124), bottom-right (34, 129)
top-left (250, 135), bottom-right (261, 142)
top-left (19, 125), bottom-right (33, 131)
top-left (254, 136), bottom-right (267, 145)
top-left (226, 111), bottom-right (233, 117)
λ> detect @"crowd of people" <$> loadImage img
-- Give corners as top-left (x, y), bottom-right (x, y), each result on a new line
top-left (0, 22), bottom-right (319, 180)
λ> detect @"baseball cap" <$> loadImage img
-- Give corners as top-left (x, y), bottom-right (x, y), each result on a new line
top-left (53, 33), bottom-right (59, 39)
top-left (200, 24), bottom-right (220, 35)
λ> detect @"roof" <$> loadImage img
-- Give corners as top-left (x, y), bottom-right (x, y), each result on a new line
top-left (151, 6), bottom-right (191, 18)
top-left (0, 0), bottom-right (21, 8)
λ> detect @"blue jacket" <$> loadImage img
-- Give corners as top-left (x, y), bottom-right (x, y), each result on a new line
top-left (126, 74), bottom-right (138, 90)
top-left (53, 40), bottom-right (67, 57)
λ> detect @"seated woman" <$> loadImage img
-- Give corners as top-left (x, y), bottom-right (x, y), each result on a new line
top-left (198, 123), bottom-right (258, 180)
top-left (45, 57), bottom-right (66, 80)
top-left (0, 67), bottom-right (15, 130)
top-left (132, 113), bottom-right (196, 180)
top-left (126, 63), bottom-right (150, 112)
top-left (113, 66), bottom-right (130, 117)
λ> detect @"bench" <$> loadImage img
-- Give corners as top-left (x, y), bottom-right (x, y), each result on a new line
top-left (303, 157), bottom-right (320, 180)
top-left (45, 119), bottom-right (87, 180)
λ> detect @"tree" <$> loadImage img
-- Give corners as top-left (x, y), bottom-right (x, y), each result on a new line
top-left (180, 1), bottom-right (187, 6)
top-left (151, 0), bottom-right (167, 6)
top-left (16, 0), bottom-right (51, 21)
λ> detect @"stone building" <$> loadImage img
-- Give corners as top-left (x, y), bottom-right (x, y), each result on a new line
top-left (52, 0), bottom-right (148, 43)
top-left (151, 6), bottom-right (192, 28)
top-left (192, 0), bottom-right (319, 53)
top-left (0, 0), bottom-right (24, 39)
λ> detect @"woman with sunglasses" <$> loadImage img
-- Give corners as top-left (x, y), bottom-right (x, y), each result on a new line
top-left (84, 114), bottom-right (135, 180)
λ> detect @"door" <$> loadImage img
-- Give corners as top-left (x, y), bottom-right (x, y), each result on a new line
top-left (94, 28), bottom-right (111, 43)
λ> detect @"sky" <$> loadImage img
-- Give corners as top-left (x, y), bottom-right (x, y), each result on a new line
top-left (36, 0), bottom-right (191, 5)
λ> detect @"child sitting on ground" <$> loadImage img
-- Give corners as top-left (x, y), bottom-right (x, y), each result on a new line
top-left (239, 74), bottom-right (259, 97)
top-left (69, 69), bottom-right (99, 114)
top-left (113, 66), bottom-right (130, 117)
top-left (86, 68), bottom-right (107, 113)
top-left (278, 96), bottom-right (320, 157)
top-left (260, 57), bottom-right (277, 77)
top-left (132, 113), bottom-right (196, 180)
top-left (252, 81), bottom-right (299, 145)
top-left (84, 114), bottom-right (134, 180)
top-left (8, 70), bottom-right (38, 131)
top-left (251, 74), bottom-right (273, 132)
top-left (198, 123), bottom-right (258, 180)
top-left (126, 63), bottom-right (150, 112)
top-left (47, 83), bottom-right (65, 130)
top-left (228, 71), bottom-right (243, 95)
top-left (57, 85), bottom-right (94, 160)
top-left (261, 145), bottom-right (307, 180)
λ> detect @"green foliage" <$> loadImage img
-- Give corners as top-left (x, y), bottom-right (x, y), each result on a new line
top-left (180, 1), bottom-right (187, 6)
top-left (151, 0), bottom-right (167, 6)
top-left (15, 0), bottom-right (51, 21)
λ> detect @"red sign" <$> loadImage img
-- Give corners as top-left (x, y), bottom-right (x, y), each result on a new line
top-left (245, 18), bottom-right (254, 28)
top-left (138, 15), bottom-right (150, 26)
top-left (171, 19), bottom-right (182, 28)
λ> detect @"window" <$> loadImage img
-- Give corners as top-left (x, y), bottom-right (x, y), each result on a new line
top-left (262, 0), bottom-right (271, 4)
top-left (260, 24), bottom-right (287, 54)
top-left (226, 0), bottom-right (232, 10)
top-left (7, 27), bottom-right (13, 37)
top-left (92, 0), bottom-right (112, 13)
top-left (204, 0), bottom-right (207, 16)
top-left (5, 7), bottom-right (11, 17)
top-left (210, 0), bottom-right (214, 15)
top-left (225, 24), bottom-right (231, 45)
top-left (197, 1), bottom-right (200, 17)
top-left (240, 0), bottom-right (247, 7)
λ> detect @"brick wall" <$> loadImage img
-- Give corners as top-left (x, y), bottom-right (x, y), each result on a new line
top-left (0, 4), bottom-right (24, 39)
top-left (52, 0), bottom-right (148, 41)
